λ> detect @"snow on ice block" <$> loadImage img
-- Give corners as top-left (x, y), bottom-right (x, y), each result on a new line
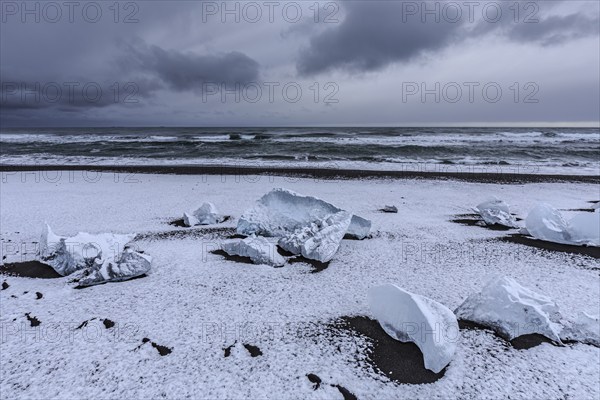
top-left (76, 248), bottom-right (152, 287)
top-left (237, 188), bottom-right (371, 239)
top-left (569, 209), bottom-right (600, 246)
top-left (183, 202), bottom-right (226, 227)
top-left (560, 312), bottom-right (600, 346)
top-left (525, 204), bottom-right (599, 246)
top-left (368, 284), bottom-right (459, 373)
top-left (474, 198), bottom-right (518, 228)
top-left (39, 224), bottom-right (136, 276)
top-left (221, 236), bottom-right (286, 267)
top-left (278, 211), bottom-right (351, 262)
top-left (455, 276), bottom-right (562, 343)
top-left (525, 204), bottom-right (572, 245)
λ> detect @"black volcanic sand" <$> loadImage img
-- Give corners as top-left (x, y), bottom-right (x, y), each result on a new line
top-left (560, 208), bottom-right (596, 213)
top-left (287, 256), bottom-right (330, 273)
top-left (2, 164), bottom-right (598, 184)
top-left (450, 213), bottom-right (519, 231)
top-left (304, 374), bottom-right (357, 399)
top-left (73, 273), bottom-right (148, 289)
top-left (211, 250), bottom-right (260, 266)
top-left (213, 246), bottom-right (330, 272)
top-left (331, 316), bottom-right (446, 384)
top-left (458, 320), bottom-right (556, 350)
top-left (243, 343), bottom-right (263, 357)
top-left (136, 227), bottom-right (236, 241)
top-left (0, 261), bottom-right (61, 279)
top-left (25, 313), bottom-right (41, 327)
top-left (277, 246), bottom-right (330, 272)
top-left (499, 234), bottom-right (600, 259)
top-left (141, 338), bottom-right (172, 356)
top-left (168, 216), bottom-right (231, 227)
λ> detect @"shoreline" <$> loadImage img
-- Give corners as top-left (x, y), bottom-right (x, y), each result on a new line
top-left (1, 164), bottom-right (598, 184)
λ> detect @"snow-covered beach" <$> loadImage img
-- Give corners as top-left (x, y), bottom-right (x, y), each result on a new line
top-left (1, 169), bottom-right (598, 399)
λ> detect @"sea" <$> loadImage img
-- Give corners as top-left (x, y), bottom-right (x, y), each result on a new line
top-left (1, 127), bottom-right (598, 175)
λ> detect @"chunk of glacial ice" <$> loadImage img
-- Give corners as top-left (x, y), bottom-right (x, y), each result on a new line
top-left (525, 204), bottom-right (599, 246)
top-left (368, 284), bottom-right (459, 373)
top-left (237, 188), bottom-right (371, 239)
top-left (183, 202), bottom-right (226, 227)
top-left (39, 224), bottom-right (136, 276)
top-left (221, 236), bottom-right (286, 267)
top-left (474, 198), bottom-right (518, 228)
top-left (76, 248), bottom-right (152, 288)
top-left (278, 211), bottom-right (351, 262)
top-left (568, 209), bottom-right (600, 246)
top-left (455, 276), bottom-right (562, 343)
top-left (525, 204), bottom-right (571, 244)
top-left (560, 312), bottom-right (600, 346)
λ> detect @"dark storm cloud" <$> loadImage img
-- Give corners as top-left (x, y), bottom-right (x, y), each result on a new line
top-left (297, 2), bottom-right (463, 75)
top-left (1, 40), bottom-right (260, 114)
top-left (0, 76), bottom-right (163, 111)
top-left (297, 1), bottom-right (600, 76)
top-left (124, 41), bottom-right (260, 91)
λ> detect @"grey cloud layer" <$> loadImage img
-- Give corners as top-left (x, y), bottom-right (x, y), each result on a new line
top-left (0, 0), bottom-right (598, 126)
top-left (125, 42), bottom-right (260, 91)
top-left (297, 1), bottom-right (600, 75)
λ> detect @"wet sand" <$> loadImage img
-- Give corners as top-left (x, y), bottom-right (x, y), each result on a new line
top-left (1, 164), bottom-right (598, 184)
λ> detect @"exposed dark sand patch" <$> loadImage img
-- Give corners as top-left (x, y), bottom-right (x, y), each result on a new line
top-left (333, 384), bottom-right (358, 400)
top-left (102, 319), bottom-right (115, 329)
top-left (306, 373), bottom-right (321, 390)
top-left (76, 320), bottom-right (92, 329)
top-left (223, 343), bottom-right (235, 357)
top-left (0, 261), bottom-right (62, 279)
top-left (378, 207), bottom-right (398, 213)
top-left (587, 200), bottom-right (600, 204)
top-left (243, 343), bottom-right (263, 357)
top-left (35, 292), bottom-right (43, 299)
top-left (499, 234), bottom-right (600, 259)
top-left (1, 281), bottom-right (9, 290)
top-left (168, 219), bottom-right (187, 228)
top-left (142, 338), bottom-right (172, 356)
top-left (288, 256), bottom-right (330, 273)
top-left (332, 316), bottom-right (446, 384)
top-left (343, 234), bottom-right (371, 240)
top-left (276, 246), bottom-right (330, 273)
top-left (276, 247), bottom-right (294, 257)
top-left (560, 208), bottom-right (596, 213)
top-left (451, 213), bottom-right (519, 231)
top-left (25, 313), bottom-right (40, 327)
top-left (73, 273), bottom-right (148, 289)
top-left (451, 218), bottom-right (513, 231)
top-left (226, 233), bottom-right (247, 239)
top-left (136, 227), bottom-right (236, 241)
top-left (458, 320), bottom-right (556, 350)
top-left (215, 245), bottom-right (330, 272)
top-left (211, 250), bottom-right (257, 265)
top-left (304, 373), bottom-right (355, 399)
top-left (455, 213), bottom-right (480, 218)
top-left (168, 215), bottom-right (232, 227)
top-left (511, 334), bottom-right (556, 350)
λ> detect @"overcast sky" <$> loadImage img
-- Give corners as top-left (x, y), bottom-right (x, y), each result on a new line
top-left (1, 0), bottom-right (599, 127)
